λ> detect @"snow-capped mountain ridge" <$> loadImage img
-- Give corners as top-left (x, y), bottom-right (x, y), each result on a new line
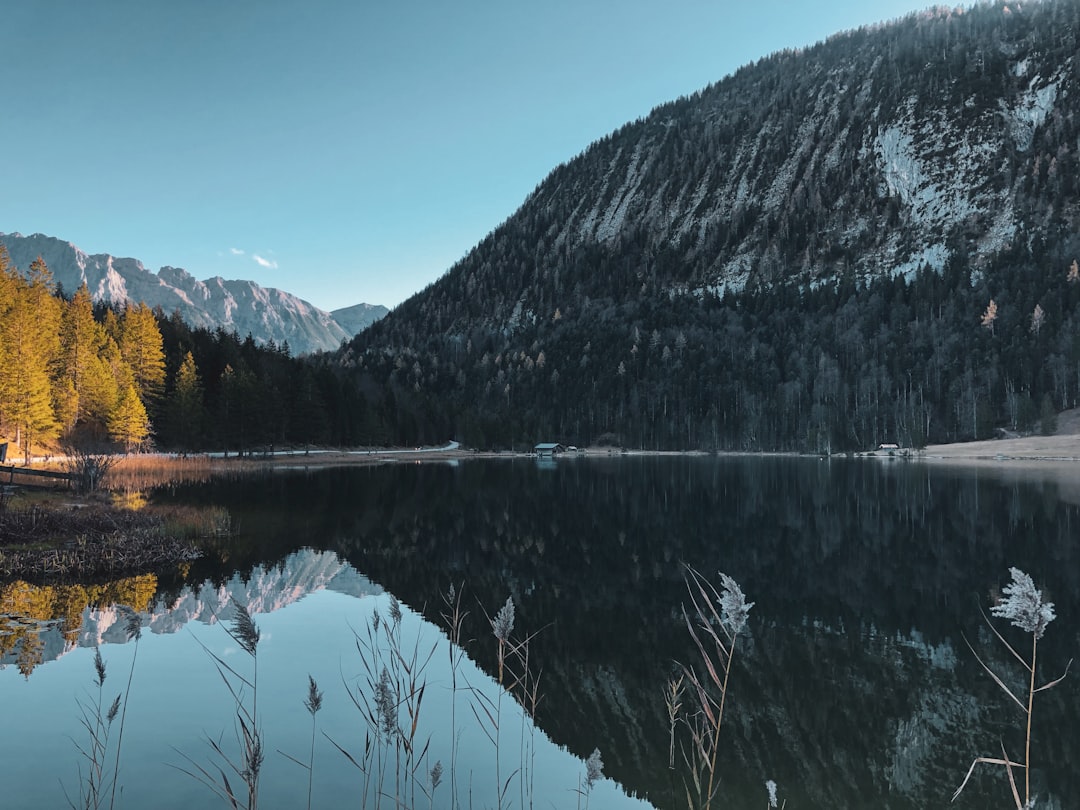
top-left (0, 232), bottom-right (388, 355)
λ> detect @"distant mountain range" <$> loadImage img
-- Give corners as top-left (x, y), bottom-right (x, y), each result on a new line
top-left (0, 231), bottom-right (387, 356)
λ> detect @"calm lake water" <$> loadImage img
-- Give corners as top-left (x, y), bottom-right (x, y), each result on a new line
top-left (2, 456), bottom-right (1078, 809)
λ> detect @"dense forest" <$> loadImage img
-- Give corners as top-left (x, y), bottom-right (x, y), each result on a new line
top-left (9, 240), bottom-right (1077, 457)
top-left (0, 247), bottom-right (407, 458)
top-left (331, 247), bottom-right (1079, 452)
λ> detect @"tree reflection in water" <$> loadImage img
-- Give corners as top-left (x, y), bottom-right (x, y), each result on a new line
top-left (2, 457), bottom-right (1076, 809)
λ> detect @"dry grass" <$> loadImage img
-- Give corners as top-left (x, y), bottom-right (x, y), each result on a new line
top-left (108, 455), bottom-right (243, 489)
top-left (0, 492), bottom-right (205, 581)
top-left (177, 600), bottom-right (264, 810)
top-left (671, 566), bottom-right (753, 810)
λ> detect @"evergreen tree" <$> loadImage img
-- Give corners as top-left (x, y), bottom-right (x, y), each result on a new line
top-left (0, 258), bottom-right (61, 461)
top-left (108, 382), bottom-right (151, 452)
top-left (1039, 393), bottom-right (1058, 436)
top-left (0, 247), bottom-right (18, 444)
top-left (120, 302), bottom-right (166, 408)
top-left (82, 350), bottom-right (123, 440)
top-left (57, 284), bottom-right (115, 436)
top-left (218, 363), bottom-right (259, 454)
top-left (166, 351), bottom-right (205, 450)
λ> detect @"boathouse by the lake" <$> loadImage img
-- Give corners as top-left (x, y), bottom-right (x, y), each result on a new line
top-left (534, 442), bottom-right (566, 457)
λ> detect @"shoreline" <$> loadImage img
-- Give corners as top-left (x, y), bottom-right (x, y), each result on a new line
top-left (19, 423), bottom-right (1080, 485)
top-left (7, 430), bottom-right (1080, 582)
top-left (108, 436), bottom-right (1080, 475)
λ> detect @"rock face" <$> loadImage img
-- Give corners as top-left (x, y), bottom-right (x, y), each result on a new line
top-left (0, 231), bottom-right (386, 355)
top-left (358, 2), bottom-right (1080, 342)
top-left (336, 1), bottom-right (1080, 452)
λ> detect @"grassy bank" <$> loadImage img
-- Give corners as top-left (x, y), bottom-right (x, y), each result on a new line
top-left (0, 490), bottom-right (203, 581)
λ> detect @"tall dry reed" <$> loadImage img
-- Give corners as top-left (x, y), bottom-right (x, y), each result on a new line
top-left (466, 594), bottom-right (550, 810)
top-left (177, 599), bottom-right (263, 810)
top-left (954, 567), bottom-right (1071, 809)
top-left (278, 675), bottom-right (324, 810)
top-left (439, 583), bottom-right (469, 810)
top-left (575, 747), bottom-right (604, 810)
top-left (65, 608), bottom-right (142, 810)
top-left (328, 596), bottom-right (438, 810)
top-left (470, 596), bottom-right (518, 810)
top-left (670, 565), bottom-right (753, 810)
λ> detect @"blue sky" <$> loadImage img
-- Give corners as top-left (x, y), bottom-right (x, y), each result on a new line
top-left (2, 0), bottom-right (938, 312)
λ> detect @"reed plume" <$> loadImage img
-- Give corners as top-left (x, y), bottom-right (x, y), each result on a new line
top-left (954, 567), bottom-right (1071, 809)
top-left (673, 565), bottom-right (753, 810)
top-left (175, 598), bottom-right (263, 810)
top-left (279, 675), bottom-right (324, 810)
top-left (66, 609), bottom-right (142, 810)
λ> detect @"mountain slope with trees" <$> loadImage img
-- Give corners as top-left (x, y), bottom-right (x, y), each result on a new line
top-left (335, 0), bottom-right (1080, 452)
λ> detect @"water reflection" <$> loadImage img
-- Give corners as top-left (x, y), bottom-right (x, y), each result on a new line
top-left (1, 575), bottom-right (158, 676)
top-left (0, 551), bottom-right (372, 676)
top-left (184, 456), bottom-right (1072, 810)
top-left (2, 457), bottom-right (1078, 809)
top-left (1, 548), bottom-right (647, 810)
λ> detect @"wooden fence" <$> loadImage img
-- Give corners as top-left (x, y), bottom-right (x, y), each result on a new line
top-left (0, 465), bottom-right (77, 489)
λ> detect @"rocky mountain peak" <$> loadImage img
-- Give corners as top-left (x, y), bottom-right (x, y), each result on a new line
top-left (0, 232), bottom-right (386, 354)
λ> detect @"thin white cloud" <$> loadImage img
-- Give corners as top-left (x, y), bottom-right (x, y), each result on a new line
top-left (230, 247), bottom-right (245, 255)
top-left (252, 253), bottom-right (278, 269)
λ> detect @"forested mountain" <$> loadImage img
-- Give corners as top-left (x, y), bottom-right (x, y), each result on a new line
top-left (0, 232), bottom-right (386, 355)
top-left (337, 0), bottom-right (1080, 452)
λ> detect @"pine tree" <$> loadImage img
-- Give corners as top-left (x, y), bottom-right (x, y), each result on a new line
top-left (167, 351), bottom-right (205, 450)
top-left (82, 350), bottom-right (123, 439)
top-left (218, 364), bottom-right (259, 455)
top-left (0, 247), bottom-right (18, 444)
top-left (57, 284), bottom-right (115, 435)
top-left (119, 302), bottom-right (166, 408)
top-left (102, 307), bottom-right (122, 345)
top-left (108, 382), bottom-right (151, 452)
top-left (0, 258), bottom-right (61, 462)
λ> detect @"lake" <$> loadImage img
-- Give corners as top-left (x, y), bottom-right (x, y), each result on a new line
top-left (2, 456), bottom-right (1078, 809)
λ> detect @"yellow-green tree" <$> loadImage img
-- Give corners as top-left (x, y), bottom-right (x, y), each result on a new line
top-left (0, 258), bottom-right (61, 461)
top-left (0, 247), bottom-right (17, 443)
top-left (0, 245), bottom-right (17, 328)
top-left (102, 306), bottom-right (122, 345)
top-left (108, 381), bottom-right (151, 452)
top-left (119, 301), bottom-right (166, 407)
top-left (83, 350), bottom-right (123, 437)
top-left (57, 284), bottom-right (118, 436)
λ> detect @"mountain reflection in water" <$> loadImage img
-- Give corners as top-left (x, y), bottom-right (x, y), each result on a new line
top-left (2, 457), bottom-right (1078, 809)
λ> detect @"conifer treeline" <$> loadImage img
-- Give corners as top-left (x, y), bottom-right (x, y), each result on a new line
top-left (0, 248), bottom-right (410, 457)
top-left (342, 246), bottom-right (1080, 453)
top-left (8, 243), bottom-right (1080, 457)
top-left (0, 250), bottom-right (158, 458)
